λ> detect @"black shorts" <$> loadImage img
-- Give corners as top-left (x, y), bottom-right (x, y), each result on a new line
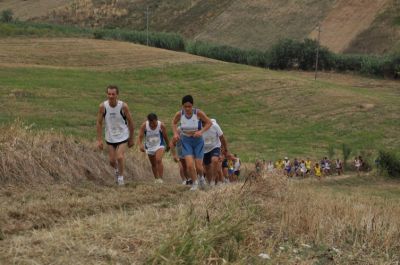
top-left (222, 159), bottom-right (228, 168)
top-left (106, 139), bottom-right (128, 149)
top-left (203, 147), bottom-right (221, 166)
top-left (234, 170), bottom-right (240, 176)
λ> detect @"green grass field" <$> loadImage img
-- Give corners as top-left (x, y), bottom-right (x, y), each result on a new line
top-left (0, 38), bottom-right (399, 161)
top-left (1, 37), bottom-right (400, 265)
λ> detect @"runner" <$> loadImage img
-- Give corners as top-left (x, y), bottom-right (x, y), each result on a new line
top-left (267, 160), bottom-right (274, 174)
top-left (324, 157), bottom-right (331, 176)
top-left (300, 160), bottom-right (307, 178)
top-left (233, 154), bottom-right (241, 179)
top-left (283, 157), bottom-right (291, 177)
top-left (293, 158), bottom-right (299, 177)
top-left (221, 154), bottom-right (230, 183)
top-left (96, 85), bottom-right (134, 185)
top-left (170, 127), bottom-right (190, 185)
top-left (314, 162), bottom-right (322, 180)
top-left (335, 158), bottom-right (343, 175)
top-left (138, 113), bottom-right (170, 183)
top-left (202, 118), bottom-right (230, 186)
top-left (354, 156), bottom-right (362, 176)
top-left (305, 157), bottom-right (312, 176)
top-left (172, 95), bottom-right (212, 191)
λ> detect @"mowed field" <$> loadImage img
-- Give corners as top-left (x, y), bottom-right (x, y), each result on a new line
top-left (0, 37), bottom-right (400, 264)
top-left (1, 37), bottom-right (399, 160)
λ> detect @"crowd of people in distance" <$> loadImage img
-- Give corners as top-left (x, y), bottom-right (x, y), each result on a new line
top-left (255, 155), bottom-right (365, 180)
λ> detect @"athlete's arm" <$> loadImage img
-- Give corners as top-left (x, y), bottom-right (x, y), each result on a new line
top-left (194, 110), bottom-right (212, 138)
top-left (137, 122), bottom-right (146, 152)
top-left (123, 103), bottom-right (135, 148)
top-left (219, 135), bottom-right (230, 156)
top-left (172, 111), bottom-right (181, 142)
top-left (160, 122), bottom-right (170, 152)
top-left (96, 103), bottom-right (105, 150)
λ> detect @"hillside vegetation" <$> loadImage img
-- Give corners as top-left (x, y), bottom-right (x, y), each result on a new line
top-left (0, 33), bottom-right (399, 264)
top-left (1, 0), bottom-right (400, 54)
top-left (0, 125), bottom-right (399, 263)
top-left (0, 37), bottom-right (399, 161)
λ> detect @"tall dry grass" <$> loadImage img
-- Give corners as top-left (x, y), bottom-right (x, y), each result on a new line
top-left (0, 123), bottom-right (399, 264)
top-left (0, 121), bottom-right (178, 185)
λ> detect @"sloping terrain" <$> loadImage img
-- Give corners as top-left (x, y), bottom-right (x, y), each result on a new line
top-left (1, 0), bottom-right (399, 54)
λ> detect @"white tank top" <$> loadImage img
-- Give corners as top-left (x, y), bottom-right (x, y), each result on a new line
top-left (145, 120), bottom-right (164, 152)
top-left (104, 100), bottom-right (129, 143)
top-left (180, 108), bottom-right (201, 134)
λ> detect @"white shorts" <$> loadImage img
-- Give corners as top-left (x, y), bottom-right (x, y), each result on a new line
top-left (146, 145), bottom-right (165, 156)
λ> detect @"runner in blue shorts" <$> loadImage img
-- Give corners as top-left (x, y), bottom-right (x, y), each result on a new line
top-left (172, 95), bottom-right (212, 191)
top-left (202, 119), bottom-right (230, 186)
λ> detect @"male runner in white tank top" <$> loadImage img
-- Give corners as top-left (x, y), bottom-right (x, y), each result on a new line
top-left (96, 85), bottom-right (135, 185)
top-left (137, 113), bottom-right (170, 183)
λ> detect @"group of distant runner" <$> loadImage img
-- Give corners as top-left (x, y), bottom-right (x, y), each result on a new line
top-left (255, 155), bottom-right (365, 180)
top-left (96, 85), bottom-right (240, 191)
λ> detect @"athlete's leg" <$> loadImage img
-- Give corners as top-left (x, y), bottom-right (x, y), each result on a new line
top-left (154, 148), bottom-right (165, 179)
top-left (107, 144), bottom-right (117, 169)
top-left (211, 156), bottom-right (220, 184)
top-left (184, 155), bottom-right (197, 182)
top-left (148, 154), bottom-right (158, 178)
top-left (115, 143), bottom-right (127, 176)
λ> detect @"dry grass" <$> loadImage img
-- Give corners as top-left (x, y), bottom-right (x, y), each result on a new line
top-left (0, 121), bottom-right (179, 184)
top-left (0, 164), bottom-right (399, 264)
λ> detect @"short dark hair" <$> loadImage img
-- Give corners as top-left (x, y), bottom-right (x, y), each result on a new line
top-left (147, 113), bottom-right (158, 122)
top-left (106, 85), bottom-right (119, 94)
top-left (182, 95), bottom-right (193, 105)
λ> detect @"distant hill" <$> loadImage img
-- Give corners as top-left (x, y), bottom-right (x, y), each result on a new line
top-left (1, 0), bottom-right (400, 54)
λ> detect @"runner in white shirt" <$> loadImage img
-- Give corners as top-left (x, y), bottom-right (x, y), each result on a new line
top-left (138, 113), bottom-right (170, 183)
top-left (202, 118), bottom-right (230, 186)
top-left (96, 85), bottom-right (134, 185)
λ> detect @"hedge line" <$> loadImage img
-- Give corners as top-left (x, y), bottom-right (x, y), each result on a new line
top-left (1, 20), bottom-right (399, 78)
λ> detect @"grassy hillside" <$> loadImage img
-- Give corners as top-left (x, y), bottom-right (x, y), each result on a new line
top-left (1, 0), bottom-right (399, 54)
top-left (0, 38), bottom-right (399, 161)
top-left (0, 36), bottom-right (399, 264)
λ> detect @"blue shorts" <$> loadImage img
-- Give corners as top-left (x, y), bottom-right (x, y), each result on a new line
top-left (176, 141), bottom-right (184, 159)
top-left (181, 135), bottom-right (204, 159)
top-left (203, 147), bottom-right (221, 165)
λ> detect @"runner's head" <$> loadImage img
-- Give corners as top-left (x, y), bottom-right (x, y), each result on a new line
top-left (106, 85), bottom-right (119, 104)
top-left (147, 113), bottom-right (158, 129)
top-left (182, 95), bottom-right (193, 114)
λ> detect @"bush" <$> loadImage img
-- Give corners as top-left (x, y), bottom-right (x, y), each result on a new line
top-left (94, 28), bottom-right (185, 51)
top-left (377, 150), bottom-right (400, 178)
top-left (0, 9), bottom-right (13, 23)
top-left (341, 143), bottom-right (352, 169)
top-left (333, 54), bottom-right (363, 72)
top-left (268, 39), bottom-right (302, 69)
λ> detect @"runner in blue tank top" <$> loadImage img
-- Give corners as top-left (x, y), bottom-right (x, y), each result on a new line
top-left (172, 95), bottom-right (212, 191)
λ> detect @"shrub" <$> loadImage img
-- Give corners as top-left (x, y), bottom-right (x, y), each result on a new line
top-left (341, 143), bottom-right (352, 169)
top-left (268, 39), bottom-right (302, 69)
top-left (94, 28), bottom-right (185, 51)
top-left (0, 9), bottom-right (13, 23)
top-left (377, 150), bottom-right (400, 178)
